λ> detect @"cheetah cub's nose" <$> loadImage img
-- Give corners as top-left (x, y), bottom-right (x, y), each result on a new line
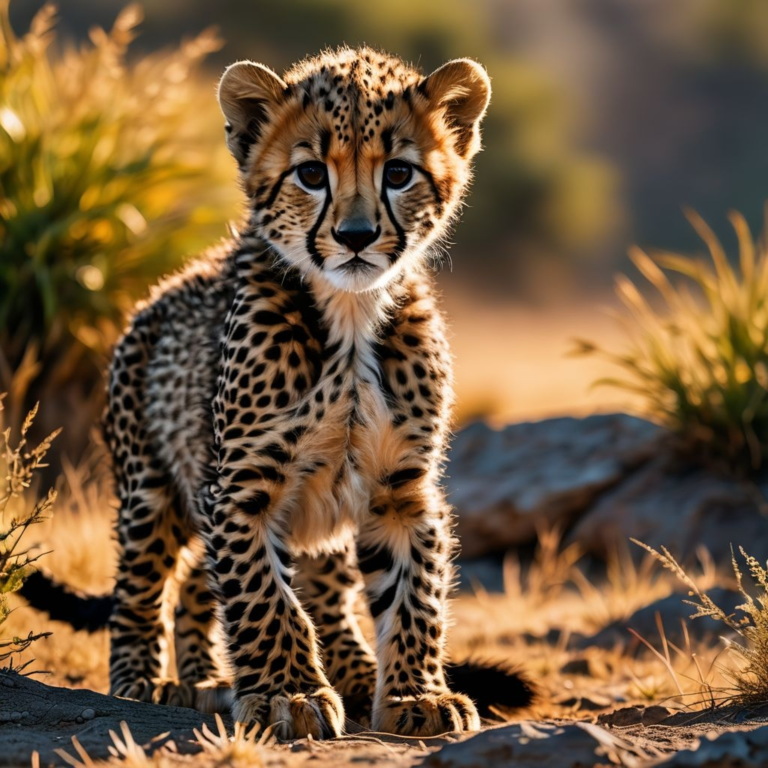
top-left (332, 218), bottom-right (380, 254)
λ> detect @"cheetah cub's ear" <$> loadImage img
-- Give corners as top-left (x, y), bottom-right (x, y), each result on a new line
top-left (419, 59), bottom-right (491, 158)
top-left (218, 61), bottom-right (287, 167)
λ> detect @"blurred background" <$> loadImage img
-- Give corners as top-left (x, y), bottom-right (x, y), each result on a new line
top-left (4, 0), bottom-right (768, 463)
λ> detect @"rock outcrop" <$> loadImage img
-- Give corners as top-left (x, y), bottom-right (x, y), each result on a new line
top-left (449, 414), bottom-right (768, 564)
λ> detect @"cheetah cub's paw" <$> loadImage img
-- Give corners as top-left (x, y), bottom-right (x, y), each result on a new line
top-left (373, 691), bottom-right (480, 736)
top-left (233, 687), bottom-right (345, 740)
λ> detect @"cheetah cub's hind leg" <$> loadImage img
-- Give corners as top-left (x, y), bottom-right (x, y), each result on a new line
top-left (110, 492), bottom-right (195, 709)
top-left (106, 324), bottom-right (194, 708)
top-left (295, 542), bottom-right (378, 725)
top-left (174, 545), bottom-right (233, 714)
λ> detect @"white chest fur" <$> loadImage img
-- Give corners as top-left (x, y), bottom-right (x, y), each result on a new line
top-left (287, 286), bottom-right (400, 554)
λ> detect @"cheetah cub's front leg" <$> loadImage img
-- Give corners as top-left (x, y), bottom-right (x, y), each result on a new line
top-left (205, 484), bottom-right (344, 739)
top-left (359, 487), bottom-right (480, 736)
top-left (295, 543), bottom-right (378, 724)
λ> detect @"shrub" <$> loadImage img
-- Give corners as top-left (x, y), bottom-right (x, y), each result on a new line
top-left (0, 2), bottom-right (240, 456)
top-left (574, 208), bottom-right (768, 472)
top-left (0, 395), bottom-right (58, 668)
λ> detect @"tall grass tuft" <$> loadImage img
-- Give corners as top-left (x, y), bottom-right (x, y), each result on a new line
top-left (0, 2), bottom-right (240, 456)
top-left (635, 539), bottom-right (768, 707)
top-left (0, 395), bottom-right (58, 668)
top-left (573, 207), bottom-right (768, 472)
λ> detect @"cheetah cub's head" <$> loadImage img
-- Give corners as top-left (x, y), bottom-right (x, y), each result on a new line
top-left (218, 47), bottom-right (490, 293)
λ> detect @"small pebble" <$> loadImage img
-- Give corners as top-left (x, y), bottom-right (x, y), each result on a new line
top-left (10, 712), bottom-right (22, 722)
top-left (81, 708), bottom-right (95, 721)
top-left (642, 706), bottom-right (672, 726)
top-left (600, 706), bottom-right (643, 727)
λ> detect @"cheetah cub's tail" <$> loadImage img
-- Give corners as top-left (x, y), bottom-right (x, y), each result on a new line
top-left (20, 571), bottom-right (538, 715)
top-left (19, 570), bottom-right (114, 633)
top-left (445, 659), bottom-right (538, 717)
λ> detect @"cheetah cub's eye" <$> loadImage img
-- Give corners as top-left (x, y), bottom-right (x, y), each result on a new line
top-left (384, 160), bottom-right (414, 190)
top-left (296, 162), bottom-right (328, 191)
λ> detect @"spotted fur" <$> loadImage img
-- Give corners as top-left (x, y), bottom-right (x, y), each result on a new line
top-left (101, 47), bottom-right (496, 738)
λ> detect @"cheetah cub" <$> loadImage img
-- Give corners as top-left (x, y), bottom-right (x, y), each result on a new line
top-left (104, 47), bottom-right (496, 739)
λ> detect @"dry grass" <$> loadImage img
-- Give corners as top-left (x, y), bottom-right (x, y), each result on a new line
top-left (48, 716), bottom-right (272, 768)
top-left (636, 539), bottom-right (768, 708)
top-left (2, 440), bottom-right (113, 688)
top-left (0, 396), bottom-right (59, 666)
top-left (454, 528), bottom-right (677, 642)
top-left (450, 529), bottom-right (736, 716)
